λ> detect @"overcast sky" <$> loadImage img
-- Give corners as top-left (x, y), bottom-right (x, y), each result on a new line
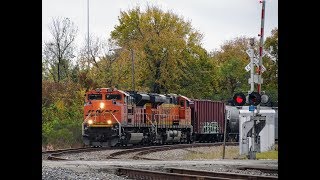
top-left (42, 0), bottom-right (278, 52)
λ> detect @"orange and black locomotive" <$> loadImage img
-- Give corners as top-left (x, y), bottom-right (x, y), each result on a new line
top-left (82, 88), bottom-right (193, 146)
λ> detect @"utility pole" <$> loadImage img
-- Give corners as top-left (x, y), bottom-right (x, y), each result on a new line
top-left (87, 0), bottom-right (90, 65)
top-left (130, 49), bottom-right (135, 92)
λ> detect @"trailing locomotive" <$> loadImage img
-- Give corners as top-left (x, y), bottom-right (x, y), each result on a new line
top-left (82, 87), bottom-right (229, 146)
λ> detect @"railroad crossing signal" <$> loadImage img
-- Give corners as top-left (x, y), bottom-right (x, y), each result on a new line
top-left (232, 92), bottom-right (268, 106)
top-left (245, 49), bottom-right (266, 73)
top-left (245, 63), bottom-right (251, 72)
top-left (246, 49), bottom-right (254, 58)
top-left (248, 92), bottom-right (261, 106)
top-left (261, 94), bottom-right (269, 104)
top-left (245, 59), bottom-right (266, 73)
top-left (233, 92), bottom-right (246, 106)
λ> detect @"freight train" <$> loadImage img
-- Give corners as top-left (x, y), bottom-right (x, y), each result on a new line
top-left (82, 87), bottom-right (237, 146)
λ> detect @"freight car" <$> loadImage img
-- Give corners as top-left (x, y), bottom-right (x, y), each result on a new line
top-left (225, 105), bottom-right (240, 142)
top-left (191, 100), bottom-right (225, 143)
top-left (82, 87), bottom-right (231, 146)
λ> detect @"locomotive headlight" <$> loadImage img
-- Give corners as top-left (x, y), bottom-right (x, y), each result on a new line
top-left (107, 120), bottom-right (112, 125)
top-left (88, 119), bottom-right (93, 125)
top-left (99, 102), bottom-right (105, 109)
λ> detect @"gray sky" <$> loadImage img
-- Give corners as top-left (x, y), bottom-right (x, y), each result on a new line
top-left (42, 0), bottom-right (278, 52)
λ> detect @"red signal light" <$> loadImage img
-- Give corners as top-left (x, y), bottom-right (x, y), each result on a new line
top-left (236, 96), bottom-right (244, 104)
top-left (248, 92), bottom-right (261, 106)
top-left (233, 92), bottom-right (246, 106)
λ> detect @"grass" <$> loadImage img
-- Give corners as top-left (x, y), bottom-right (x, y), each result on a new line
top-left (184, 144), bottom-right (278, 160)
top-left (256, 144), bottom-right (278, 160)
top-left (256, 150), bottom-right (278, 159)
top-left (42, 143), bottom-right (84, 151)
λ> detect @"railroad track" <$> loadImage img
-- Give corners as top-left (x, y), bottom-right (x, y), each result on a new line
top-left (108, 142), bottom-right (238, 160)
top-left (43, 146), bottom-right (113, 160)
top-left (43, 142), bottom-right (238, 161)
top-left (169, 168), bottom-right (277, 180)
top-left (42, 147), bottom-right (88, 154)
top-left (116, 167), bottom-right (278, 180)
top-left (236, 166), bottom-right (278, 174)
top-left (42, 144), bottom-right (151, 160)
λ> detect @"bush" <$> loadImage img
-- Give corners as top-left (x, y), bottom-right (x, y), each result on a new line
top-left (42, 118), bottom-right (82, 148)
top-left (42, 81), bottom-right (85, 149)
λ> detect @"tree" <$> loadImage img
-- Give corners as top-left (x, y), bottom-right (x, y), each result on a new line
top-left (42, 17), bottom-right (78, 82)
top-left (263, 28), bottom-right (278, 102)
top-left (211, 37), bottom-right (251, 100)
top-left (78, 35), bottom-right (105, 70)
top-left (110, 5), bottom-right (211, 95)
top-left (76, 36), bottom-right (118, 91)
top-left (210, 30), bottom-right (278, 102)
top-left (265, 28), bottom-right (278, 62)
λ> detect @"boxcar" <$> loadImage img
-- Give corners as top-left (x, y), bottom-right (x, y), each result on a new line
top-left (191, 100), bottom-right (225, 142)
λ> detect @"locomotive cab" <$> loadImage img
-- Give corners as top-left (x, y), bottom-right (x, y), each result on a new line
top-left (82, 88), bottom-right (127, 146)
top-left (177, 95), bottom-right (192, 125)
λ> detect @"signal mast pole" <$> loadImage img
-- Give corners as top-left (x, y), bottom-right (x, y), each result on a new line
top-left (243, 0), bottom-right (266, 160)
top-left (252, 0), bottom-right (266, 159)
top-left (248, 38), bottom-right (256, 159)
top-left (249, 38), bottom-right (255, 93)
top-left (257, 0), bottom-right (266, 113)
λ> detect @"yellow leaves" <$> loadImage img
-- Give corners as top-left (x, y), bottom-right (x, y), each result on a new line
top-left (55, 99), bottom-right (65, 111)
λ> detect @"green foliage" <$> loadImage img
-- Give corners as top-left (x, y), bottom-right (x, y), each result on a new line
top-left (178, 47), bottom-right (215, 99)
top-left (263, 28), bottom-right (278, 103)
top-left (42, 117), bottom-right (82, 148)
top-left (110, 5), bottom-right (212, 95)
top-left (265, 28), bottom-right (278, 61)
top-left (210, 37), bottom-right (251, 100)
top-left (42, 81), bottom-right (84, 148)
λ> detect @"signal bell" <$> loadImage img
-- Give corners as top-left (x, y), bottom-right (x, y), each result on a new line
top-left (233, 92), bottom-right (246, 106)
top-left (248, 92), bottom-right (261, 106)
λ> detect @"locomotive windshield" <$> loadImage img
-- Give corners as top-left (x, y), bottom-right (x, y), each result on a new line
top-left (106, 94), bottom-right (121, 100)
top-left (88, 94), bottom-right (102, 100)
top-left (180, 100), bottom-right (184, 107)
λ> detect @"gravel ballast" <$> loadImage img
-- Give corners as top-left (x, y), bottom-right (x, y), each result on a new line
top-left (42, 145), bottom-right (277, 179)
top-left (42, 165), bottom-right (129, 180)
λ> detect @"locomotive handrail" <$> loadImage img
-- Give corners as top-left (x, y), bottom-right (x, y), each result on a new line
top-left (110, 111), bottom-right (122, 137)
top-left (82, 111), bottom-right (92, 136)
top-left (145, 115), bottom-right (157, 136)
top-left (84, 111), bottom-right (92, 122)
